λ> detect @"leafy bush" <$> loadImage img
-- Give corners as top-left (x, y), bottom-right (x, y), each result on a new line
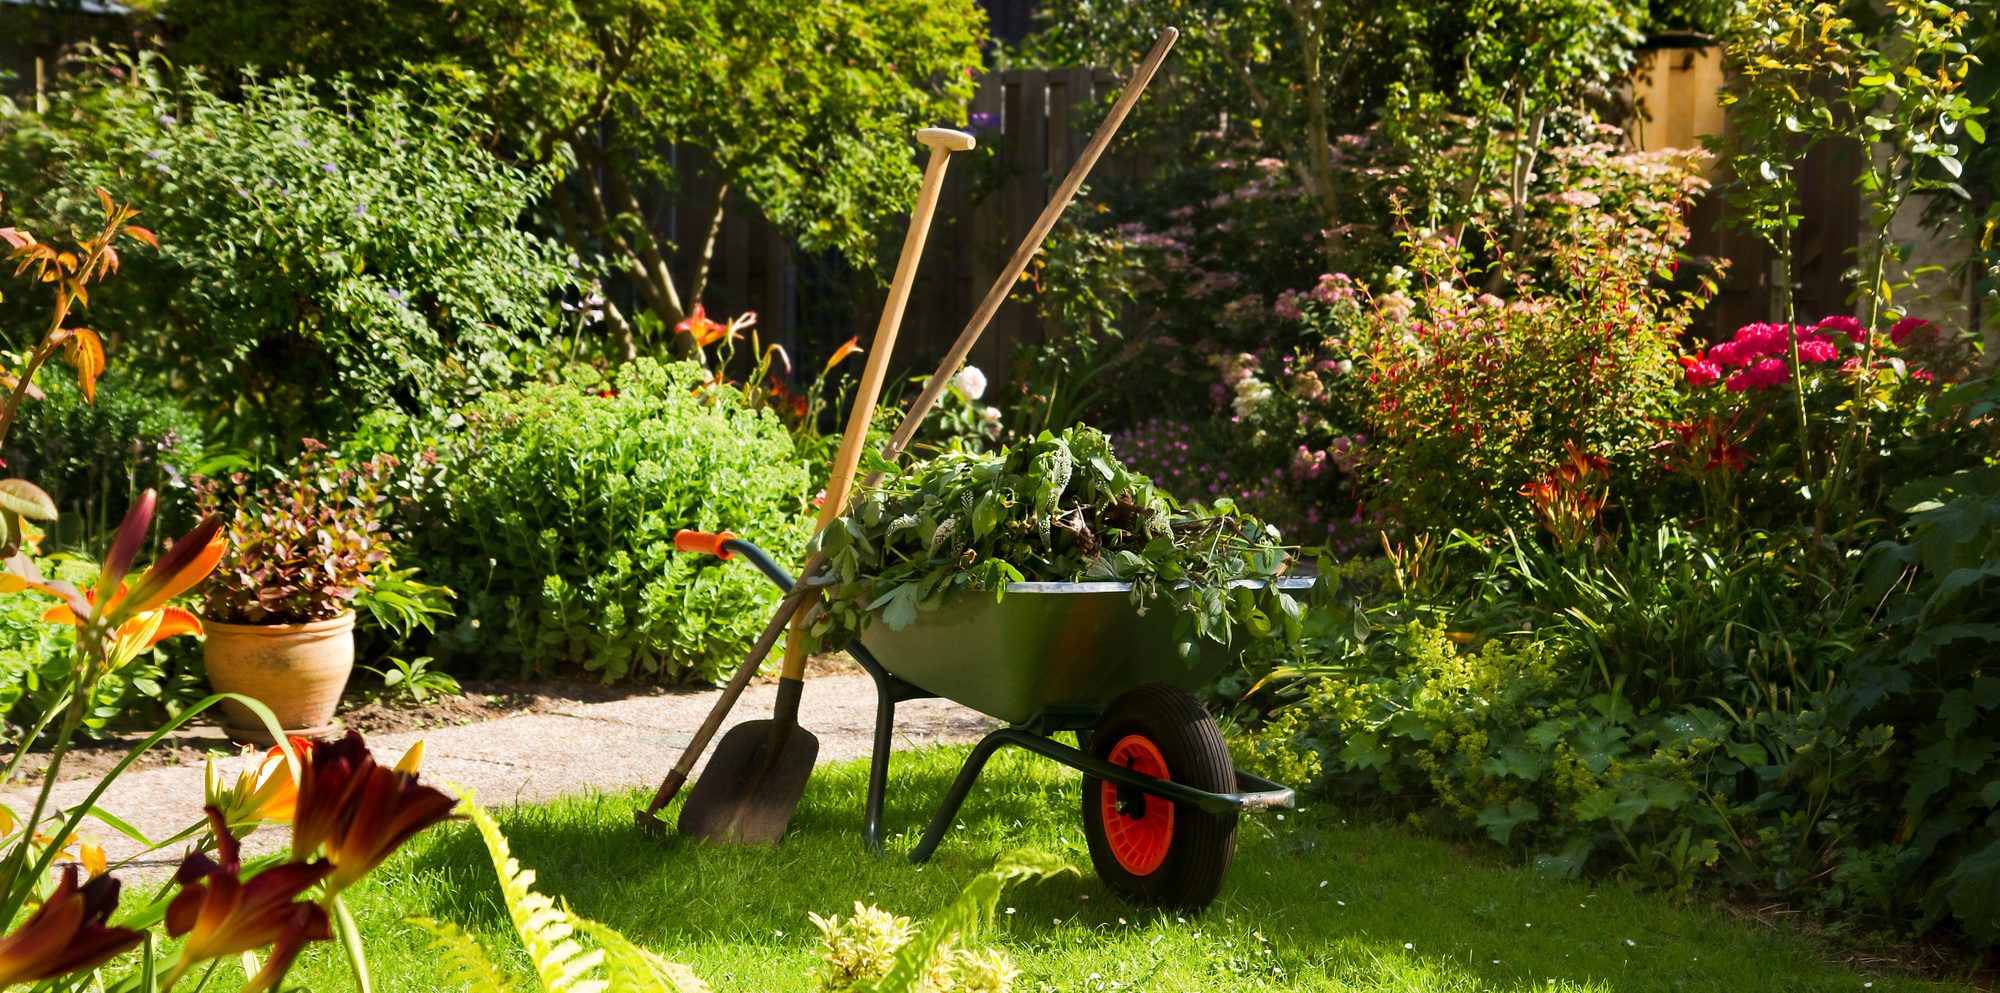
top-left (0, 57), bottom-right (575, 441)
top-left (374, 359), bottom-right (814, 684)
top-left (0, 370), bottom-right (207, 551)
top-left (1856, 454), bottom-right (2000, 944)
top-left (811, 427), bottom-right (1298, 662)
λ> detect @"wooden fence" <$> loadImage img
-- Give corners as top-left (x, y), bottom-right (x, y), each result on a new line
top-left (658, 66), bottom-right (1132, 388)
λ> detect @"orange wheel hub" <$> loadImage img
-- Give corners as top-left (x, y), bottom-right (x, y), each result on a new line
top-left (1099, 734), bottom-right (1175, 876)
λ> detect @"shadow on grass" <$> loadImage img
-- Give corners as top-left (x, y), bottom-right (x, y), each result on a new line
top-left (336, 745), bottom-right (1972, 993)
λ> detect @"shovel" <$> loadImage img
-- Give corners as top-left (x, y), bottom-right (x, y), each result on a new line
top-left (637, 26), bottom-right (1180, 841)
top-left (674, 126), bottom-right (978, 844)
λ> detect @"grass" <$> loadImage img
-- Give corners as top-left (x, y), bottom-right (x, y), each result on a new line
top-left (258, 745), bottom-right (1976, 993)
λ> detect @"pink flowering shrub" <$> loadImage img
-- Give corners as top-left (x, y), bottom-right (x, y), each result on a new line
top-left (1359, 219), bottom-right (1706, 535)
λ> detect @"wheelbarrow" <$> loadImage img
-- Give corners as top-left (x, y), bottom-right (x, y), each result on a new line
top-left (674, 529), bottom-right (1300, 909)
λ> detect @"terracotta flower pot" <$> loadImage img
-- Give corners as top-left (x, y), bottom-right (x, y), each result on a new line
top-left (203, 612), bottom-right (356, 745)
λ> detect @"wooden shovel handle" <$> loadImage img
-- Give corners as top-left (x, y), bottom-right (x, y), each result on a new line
top-left (779, 128), bottom-right (974, 681)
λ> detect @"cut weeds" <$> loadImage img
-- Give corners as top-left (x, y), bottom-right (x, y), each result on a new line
top-left (246, 746), bottom-right (1977, 992)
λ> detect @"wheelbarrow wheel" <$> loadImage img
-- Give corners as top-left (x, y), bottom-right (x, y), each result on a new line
top-left (1081, 682), bottom-right (1237, 909)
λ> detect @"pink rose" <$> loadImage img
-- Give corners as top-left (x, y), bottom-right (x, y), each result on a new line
top-left (1796, 335), bottom-right (1838, 363)
top-left (1682, 358), bottom-right (1722, 386)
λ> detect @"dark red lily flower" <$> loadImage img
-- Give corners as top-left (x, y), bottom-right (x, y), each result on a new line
top-left (164, 811), bottom-right (333, 991)
top-left (292, 731), bottom-right (459, 894)
top-left (0, 864), bottom-right (145, 985)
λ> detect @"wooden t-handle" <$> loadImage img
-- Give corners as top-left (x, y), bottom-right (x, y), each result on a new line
top-left (779, 127), bottom-right (975, 680)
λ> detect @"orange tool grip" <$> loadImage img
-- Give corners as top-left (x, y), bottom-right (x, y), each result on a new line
top-left (674, 529), bottom-right (737, 559)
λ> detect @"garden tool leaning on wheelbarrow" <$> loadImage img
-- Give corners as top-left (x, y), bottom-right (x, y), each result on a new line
top-left (637, 27), bottom-right (1181, 845)
top-left (674, 124), bottom-right (975, 844)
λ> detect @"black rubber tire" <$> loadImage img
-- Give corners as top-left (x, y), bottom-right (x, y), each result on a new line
top-left (1080, 682), bottom-right (1239, 910)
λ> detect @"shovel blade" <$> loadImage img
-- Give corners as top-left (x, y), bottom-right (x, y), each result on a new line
top-left (676, 719), bottom-right (819, 845)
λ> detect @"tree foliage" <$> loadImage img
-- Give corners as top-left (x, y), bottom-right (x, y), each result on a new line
top-left (0, 59), bottom-right (574, 441)
top-left (158, 0), bottom-right (987, 356)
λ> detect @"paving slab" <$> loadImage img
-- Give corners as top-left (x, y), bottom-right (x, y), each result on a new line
top-left (4, 672), bottom-right (993, 876)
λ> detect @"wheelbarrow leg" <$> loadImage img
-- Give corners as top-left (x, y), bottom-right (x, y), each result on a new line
top-left (863, 681), bottom-right (898, 856)
top-left (910, 727), bottom-right (1040, 864)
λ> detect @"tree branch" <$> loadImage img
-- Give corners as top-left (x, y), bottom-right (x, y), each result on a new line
top-left (688, 179), bottom-right (730, 309)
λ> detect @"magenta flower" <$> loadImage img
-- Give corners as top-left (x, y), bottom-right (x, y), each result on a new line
top-left (1682, 357), bottom-right (1722, 386)
top-left (1815, 315), bottom-right (1865, 343)
top-left (1890, 316), bottom-right (1933, 346)
top-left (1725, 357), bottom-right (1793, 392)
top-left (1796, 335), bottom-right (1838, 363)
top-left (1733, 322), bottom-right (1789, 360)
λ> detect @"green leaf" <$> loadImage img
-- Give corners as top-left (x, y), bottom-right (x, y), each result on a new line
top-left (0, 479), bottom-right (58, 522)
top-left (576, 919), bottom-right (709, 993)
top-left (405, 917), bottom-right (518, 993)
top-left (1475, 801), bottom-right (1539, 845)
top-left (1966, 118), bottom-right (1987, 144)
top-left (1943, 840), bottom-right (2000, 943)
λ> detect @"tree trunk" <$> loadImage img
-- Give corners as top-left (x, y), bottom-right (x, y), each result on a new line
top-left (552, 184), bottom-right (638, 361)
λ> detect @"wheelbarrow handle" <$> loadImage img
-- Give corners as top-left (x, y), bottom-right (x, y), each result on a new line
top-left (674, 529), bottom-right (737, 559)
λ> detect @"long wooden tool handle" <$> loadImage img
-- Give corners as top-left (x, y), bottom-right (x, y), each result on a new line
top-left (880, 28), bottom-right (1178, 464)
top-left (641, 29), bottom-right (1175, 821)
top-left (779, 127), bottom-right (974, 683)
top-left (641, 130), bottom-right (972, 821)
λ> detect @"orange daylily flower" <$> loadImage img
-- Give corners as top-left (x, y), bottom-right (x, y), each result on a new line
top-left (0, 865), bottom-right (145, 986)
top-left (291, 732), bottom-right (458, 894)
top-left (9, 489), bottom-right (223, 645)
top-left (207, 738), bottom-right (311, 835)
top-left (822, 336), bottom-right (863, 378)
top-left (164, 811), bottom-right (332, 993)
top-left (675, 303), bottom-right (734, 348)
top-left (44, 588), bottom-right (204, 670)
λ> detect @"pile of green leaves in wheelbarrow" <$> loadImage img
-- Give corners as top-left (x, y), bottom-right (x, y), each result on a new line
top-left (691, 426), bottom-right (1309, 909)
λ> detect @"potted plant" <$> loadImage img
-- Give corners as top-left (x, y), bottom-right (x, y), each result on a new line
top-left (195, 440), bottom-right (398, 743)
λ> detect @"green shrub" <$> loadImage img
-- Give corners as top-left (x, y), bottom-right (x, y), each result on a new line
top-left (1855, 456), bottom-right (2000, 944)
top-left (0, 56), bottom-right (575, 443)
top-left (1245, 505), bottom-right (1998, 943)
top-left (372, 360), bottom-right (813, 684)
top-left (0, 372), bottom-right (207, 551)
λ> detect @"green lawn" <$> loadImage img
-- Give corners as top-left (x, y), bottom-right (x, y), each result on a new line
top-left (267, 746), bottom-right (1970, 992)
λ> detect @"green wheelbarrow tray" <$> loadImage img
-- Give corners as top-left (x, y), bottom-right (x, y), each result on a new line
top-left (704, 535), bottom-right (1300, 905)
top-left (851, 578), bottom-right (1316, 727)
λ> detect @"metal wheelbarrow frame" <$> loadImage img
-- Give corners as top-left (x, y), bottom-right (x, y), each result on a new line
top-left (708, 535), bottom-right (1297, 908)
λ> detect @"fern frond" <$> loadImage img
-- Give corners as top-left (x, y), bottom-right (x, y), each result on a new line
top-left (575, 917), bottom-right (711, 993)
top-left (406, 915), bottom-right (519, 993)
top-left (464, 794), bottom-right (609, 993)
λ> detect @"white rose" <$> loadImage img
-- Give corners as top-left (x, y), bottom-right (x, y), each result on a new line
top-left (952, 364), bottom-right (988, 401)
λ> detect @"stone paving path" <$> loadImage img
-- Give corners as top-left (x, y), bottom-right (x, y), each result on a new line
top-left (5, 672), bottom-right (993, 875)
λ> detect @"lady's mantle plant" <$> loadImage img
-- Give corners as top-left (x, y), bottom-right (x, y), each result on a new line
top-left (809, 426), bottom-right (1301, 663)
